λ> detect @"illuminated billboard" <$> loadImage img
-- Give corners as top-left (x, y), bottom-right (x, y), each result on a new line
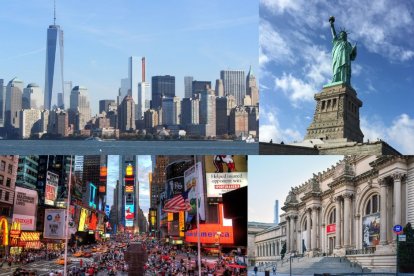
top-left (125, 185), bottom-right (134, 193)
top-left (125, 164), bottom-right (134, 176)
top-left (12, 187), bottom-right (38, 230)
top-left (78, 208), bottom-right (89, 231)
top-left (185, 224), bottom-right (234, 244)
top-left (89, 183), bottom-right (97, 209)
top-left (45, 171), bottom-right (59, 205)
top-left (205, 156), bottom-right (248, 198)
top-left (43, 209), bottom-right (66, 239)
top-left (125, 204), bottom-right (134, 220)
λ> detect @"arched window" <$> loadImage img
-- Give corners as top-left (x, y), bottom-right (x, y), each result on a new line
top-left (328, 208), bottom-right (336, 224)
top-left (365, 194), bottom-right (380, 215)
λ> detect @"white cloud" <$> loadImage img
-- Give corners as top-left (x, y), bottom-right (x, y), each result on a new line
top-left (361, 114), bottom-right (414, 154)
top-left (387, 114), bottom-right (414, 153)
top-left (275, 73), bottom-right (315, 103)
top-left (260, 0), bottom-right (303, 14)
top-left (259, 20), bottom-right (294, 66)
top-left (259, 107), bottom-right (302, 143)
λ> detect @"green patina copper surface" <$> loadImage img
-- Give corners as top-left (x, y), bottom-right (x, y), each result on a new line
top-left (329, 16), bottom-right (357, 85)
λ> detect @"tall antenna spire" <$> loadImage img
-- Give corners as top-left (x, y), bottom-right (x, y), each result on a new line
top-left (53, 0), bottom-right (56, 25)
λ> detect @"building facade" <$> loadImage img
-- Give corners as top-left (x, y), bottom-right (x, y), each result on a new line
top-left (151, 75), bottom-right (175, 110)
top-left (220, 70), bottom-right (246, 106)
top-left (253, 156), bottom-right (414, 270)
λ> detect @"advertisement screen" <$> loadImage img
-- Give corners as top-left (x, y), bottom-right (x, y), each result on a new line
top-left (12, 187), bottom-right (38, 230)
top-left (206, 172), bottom-right (248, 198)
top-left (362, 213), bottom-right (380, 247)
top-left (125, 185), bottom-right (134, 193)
top-left (125, 220), bottom-right (133, 227)
top-left (43, 209), bottom-right (66, 239)
top-left (45, 171), bottom-right (59, 205)
top-left (125, 204), bottom-right (134, 220)
top-left (205, 156), bottom-right (248, 198)
top-left (78, 208), bottom-right (89, 231)
top-left (89, 183), bottom-right (97, 209)
top-left (185, 224), bottom-right (234, 244)
top-left (184, 162), bottom-right (205, 221)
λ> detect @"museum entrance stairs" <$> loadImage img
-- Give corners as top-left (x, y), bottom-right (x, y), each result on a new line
top-left (265, 256), bottom-right (365, 274)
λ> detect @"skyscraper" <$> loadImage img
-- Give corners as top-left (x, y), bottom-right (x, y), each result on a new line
top-left (138, 57), bottom-right (150, 119)
top-left (192, 81), bottom-right (211, 98)
top-left (220, 70), bottom-right (246, 106)
top-left (215, 79), bottom-right (224, 97)
top-left (246, 66), bottom-right (259, 106)
top-left (274, 200), bottom-right (279, 224)
top-left (118, 95), bottom-right (136, 132)
top-left (0, 79), bottom-right (5, 127)
top-left (199, 88), bottom-right (216, 137)
top-left (69, 86), bottom-right (91, 131)
top-left (99, 100), bottom-right (116, 114)
top-left (184, 76), bottom-right (193, 99)
top-left (129, 56), bottom-right (140, 115)
top-left (151, 75), bottom-right (175, 109)
top-left (44, 4), bottom-right (64, 110)
top-left (23, 83), bottom-right (44, 109)
top-left (5, 77), bottom-right (24, 134)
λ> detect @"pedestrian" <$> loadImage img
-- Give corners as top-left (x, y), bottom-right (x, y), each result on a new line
top-left (273, 264), bottom-right (277, 275)
top-left (254, 266), bottom-right (258, 276)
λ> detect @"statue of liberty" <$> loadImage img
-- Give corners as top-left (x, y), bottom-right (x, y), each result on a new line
top-left (329, 16), bottom-right (357, 85)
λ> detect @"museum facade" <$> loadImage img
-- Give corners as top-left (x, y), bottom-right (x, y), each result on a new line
top-left (254, 156), bottom-right (414, 270)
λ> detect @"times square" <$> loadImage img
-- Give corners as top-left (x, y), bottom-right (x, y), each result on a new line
top-left (0, 155), bottom-right (248, 275)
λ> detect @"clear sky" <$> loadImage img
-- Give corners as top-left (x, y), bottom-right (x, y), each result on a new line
top-left (259, 0), bottom-right (414, 154)
top-left (248, 155), bottom-right (343, 223)
top-left (0, 0), bottom-right (258, 115)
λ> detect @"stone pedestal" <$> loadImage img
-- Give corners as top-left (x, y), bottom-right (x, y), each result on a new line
top-left (305, 82), bottom-right (363, 143)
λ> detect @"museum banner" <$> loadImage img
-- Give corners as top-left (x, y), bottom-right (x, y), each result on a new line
top-left (362, 213), bottom-right (380, 247)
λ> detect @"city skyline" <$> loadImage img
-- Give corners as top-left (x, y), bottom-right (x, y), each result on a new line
top-left (0, 0), bottom-right (258, 115)
top-left (259, 0), bottom-right (414, 154)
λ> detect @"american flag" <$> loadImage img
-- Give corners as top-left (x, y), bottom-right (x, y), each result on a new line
top-left (163, 189), bottom-right (192, 213)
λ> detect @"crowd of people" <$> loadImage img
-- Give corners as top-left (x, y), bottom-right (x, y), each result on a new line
top-left (1, 234), bottom-right (247, 275)
top-left (143, 239), bottom-right (247, 276)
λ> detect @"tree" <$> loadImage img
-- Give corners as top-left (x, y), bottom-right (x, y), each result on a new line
top-left (280, 242), bottom-right (287, 260)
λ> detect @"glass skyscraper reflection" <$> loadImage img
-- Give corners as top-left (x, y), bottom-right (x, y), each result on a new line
top-left (44, 23), bottom-right (64, 110)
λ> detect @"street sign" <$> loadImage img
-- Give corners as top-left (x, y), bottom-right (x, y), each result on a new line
top-left (393, 224), bottom-right (403, 234)
top-left (398, 235), bottom-right (406, 242)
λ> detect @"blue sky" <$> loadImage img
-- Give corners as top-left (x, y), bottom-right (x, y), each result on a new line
top-left (259, 0), bottom-right (414, 154)
top-left (248, 155), bottom-right (342, 223)
top-left (0, 0), bottom-right (258, 114)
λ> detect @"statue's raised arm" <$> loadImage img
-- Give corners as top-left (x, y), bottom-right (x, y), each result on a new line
top-left (329, 16), bottom-right (355, 85)
top-left (329, 16), bottom-right (337, 39)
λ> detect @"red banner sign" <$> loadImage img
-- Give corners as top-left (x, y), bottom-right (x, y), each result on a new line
top-left (327, 224), bottom-right (336, 233)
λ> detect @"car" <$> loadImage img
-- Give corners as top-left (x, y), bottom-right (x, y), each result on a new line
top-left (55, 258), bottom-right (71, 265)
top-left (73, 251), bottom-right (83, 257)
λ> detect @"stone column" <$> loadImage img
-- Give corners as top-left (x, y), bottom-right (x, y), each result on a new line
top-left (293, 216), bottom-right (298, 252)
top-left (393, 173), bottom-right (404, 226)
top-left (286, 216), bottom-right (290, 252)
top-left (311, 207), bottom-right (318, 250)
top-left (290, 216), bottom-right (295, 252)
top-left (306, 209), bottom-right (311, 251)
top-left (343, 193), bottom-right (353, 248)
top-left (379, 178), bottom-right (388, 245)
top-left (335, 196), bottom-right (341, 249)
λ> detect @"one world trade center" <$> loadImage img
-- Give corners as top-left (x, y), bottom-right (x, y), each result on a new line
top-left (44, 4), bottom-right (64, 110)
